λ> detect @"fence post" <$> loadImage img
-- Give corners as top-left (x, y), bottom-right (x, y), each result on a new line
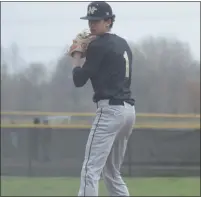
top-left (27, 117), bottom-right (40, 176)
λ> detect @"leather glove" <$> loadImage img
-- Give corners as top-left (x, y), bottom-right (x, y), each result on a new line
top-left (68, 29), bottom-right (96, 58)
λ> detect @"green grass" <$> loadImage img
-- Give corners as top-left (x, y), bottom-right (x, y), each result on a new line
top-left (1, 177), bottom-right (200, 196)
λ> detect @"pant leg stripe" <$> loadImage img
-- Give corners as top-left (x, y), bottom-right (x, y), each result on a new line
top-left (84, 108), bottom-right (103, 196)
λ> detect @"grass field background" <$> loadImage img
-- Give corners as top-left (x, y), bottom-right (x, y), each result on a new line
top-left (1, 177), bottom-right (200, 196)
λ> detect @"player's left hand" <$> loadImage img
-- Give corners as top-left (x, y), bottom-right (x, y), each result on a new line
top-left (68, 29), bottom-right (96, 58)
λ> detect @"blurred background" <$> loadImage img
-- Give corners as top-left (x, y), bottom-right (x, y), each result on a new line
top-left (1, 1), bottom-right (200, 196)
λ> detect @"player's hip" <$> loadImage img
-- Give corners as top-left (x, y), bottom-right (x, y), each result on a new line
top-left (96, 99), bottom-right (135, 119)
top-left (91, 100), bottom-right (135, 138)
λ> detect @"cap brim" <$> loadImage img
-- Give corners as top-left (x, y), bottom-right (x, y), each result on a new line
top-left (80, 16), bottom-right (103, 20)
top-left (80, 14), bottom-right (115, 20)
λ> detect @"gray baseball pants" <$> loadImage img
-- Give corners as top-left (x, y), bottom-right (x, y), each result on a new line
top-left (78, 100), bottom-right (136, 196)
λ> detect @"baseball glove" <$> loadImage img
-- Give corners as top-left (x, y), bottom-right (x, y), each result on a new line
top-left (68, 29), bottom-right (96, 58)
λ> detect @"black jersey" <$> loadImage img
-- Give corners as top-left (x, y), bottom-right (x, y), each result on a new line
top-left (72, 33), bottom-right (134, 104)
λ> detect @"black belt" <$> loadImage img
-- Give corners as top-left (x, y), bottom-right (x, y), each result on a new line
top-left (96, 99), bottom-right (134, 107)
top-left (109, 99), bottom-right (125, 105)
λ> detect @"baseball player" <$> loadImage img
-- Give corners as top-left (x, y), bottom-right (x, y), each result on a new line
top-left (68, 1), bottom-right (136, 196)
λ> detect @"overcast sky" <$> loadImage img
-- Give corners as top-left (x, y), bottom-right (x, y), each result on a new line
top-left (1, 1), bottom-right (200, 65)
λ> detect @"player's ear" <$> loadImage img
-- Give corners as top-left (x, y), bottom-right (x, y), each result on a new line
top-left (104, 18), bottom-right (111, 28)
top-left (108, 18), bottom-right (112, 26)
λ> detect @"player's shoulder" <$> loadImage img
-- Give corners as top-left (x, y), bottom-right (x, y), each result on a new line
top-left (113, 33), bottom-right (127, 41)
top-left (88, 34), bottom-right (108, 50)
top-left (109, 33), bottom-right (131, 52)
top-left (88, 33), bottom-right (129, 51)
top-left (106, 33), bottom-right (127, 42)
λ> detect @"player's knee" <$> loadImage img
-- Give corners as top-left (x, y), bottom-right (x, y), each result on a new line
top-left (102, 169), bottom-right (121, 182)
top-left (86, 173), bottom-right (100, 184)
top-left (82, 167), bottom-right (100, 182)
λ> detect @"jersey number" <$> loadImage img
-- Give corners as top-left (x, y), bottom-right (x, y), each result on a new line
top-left (123, 51), bottom-right (129, 78)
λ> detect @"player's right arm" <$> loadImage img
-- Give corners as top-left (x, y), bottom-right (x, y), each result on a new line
top-left (72, 41), bottom-right (106, 87)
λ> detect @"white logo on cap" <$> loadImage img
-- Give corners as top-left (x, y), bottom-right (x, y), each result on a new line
top-left (88, 6), bottom-right (98, 15)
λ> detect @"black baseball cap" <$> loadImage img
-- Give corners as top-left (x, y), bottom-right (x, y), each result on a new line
top-left (80, 1), bottom-right (115, 21)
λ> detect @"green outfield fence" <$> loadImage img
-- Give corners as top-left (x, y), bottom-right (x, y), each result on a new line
top-left (1, 111), bottom-right (200, 177)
